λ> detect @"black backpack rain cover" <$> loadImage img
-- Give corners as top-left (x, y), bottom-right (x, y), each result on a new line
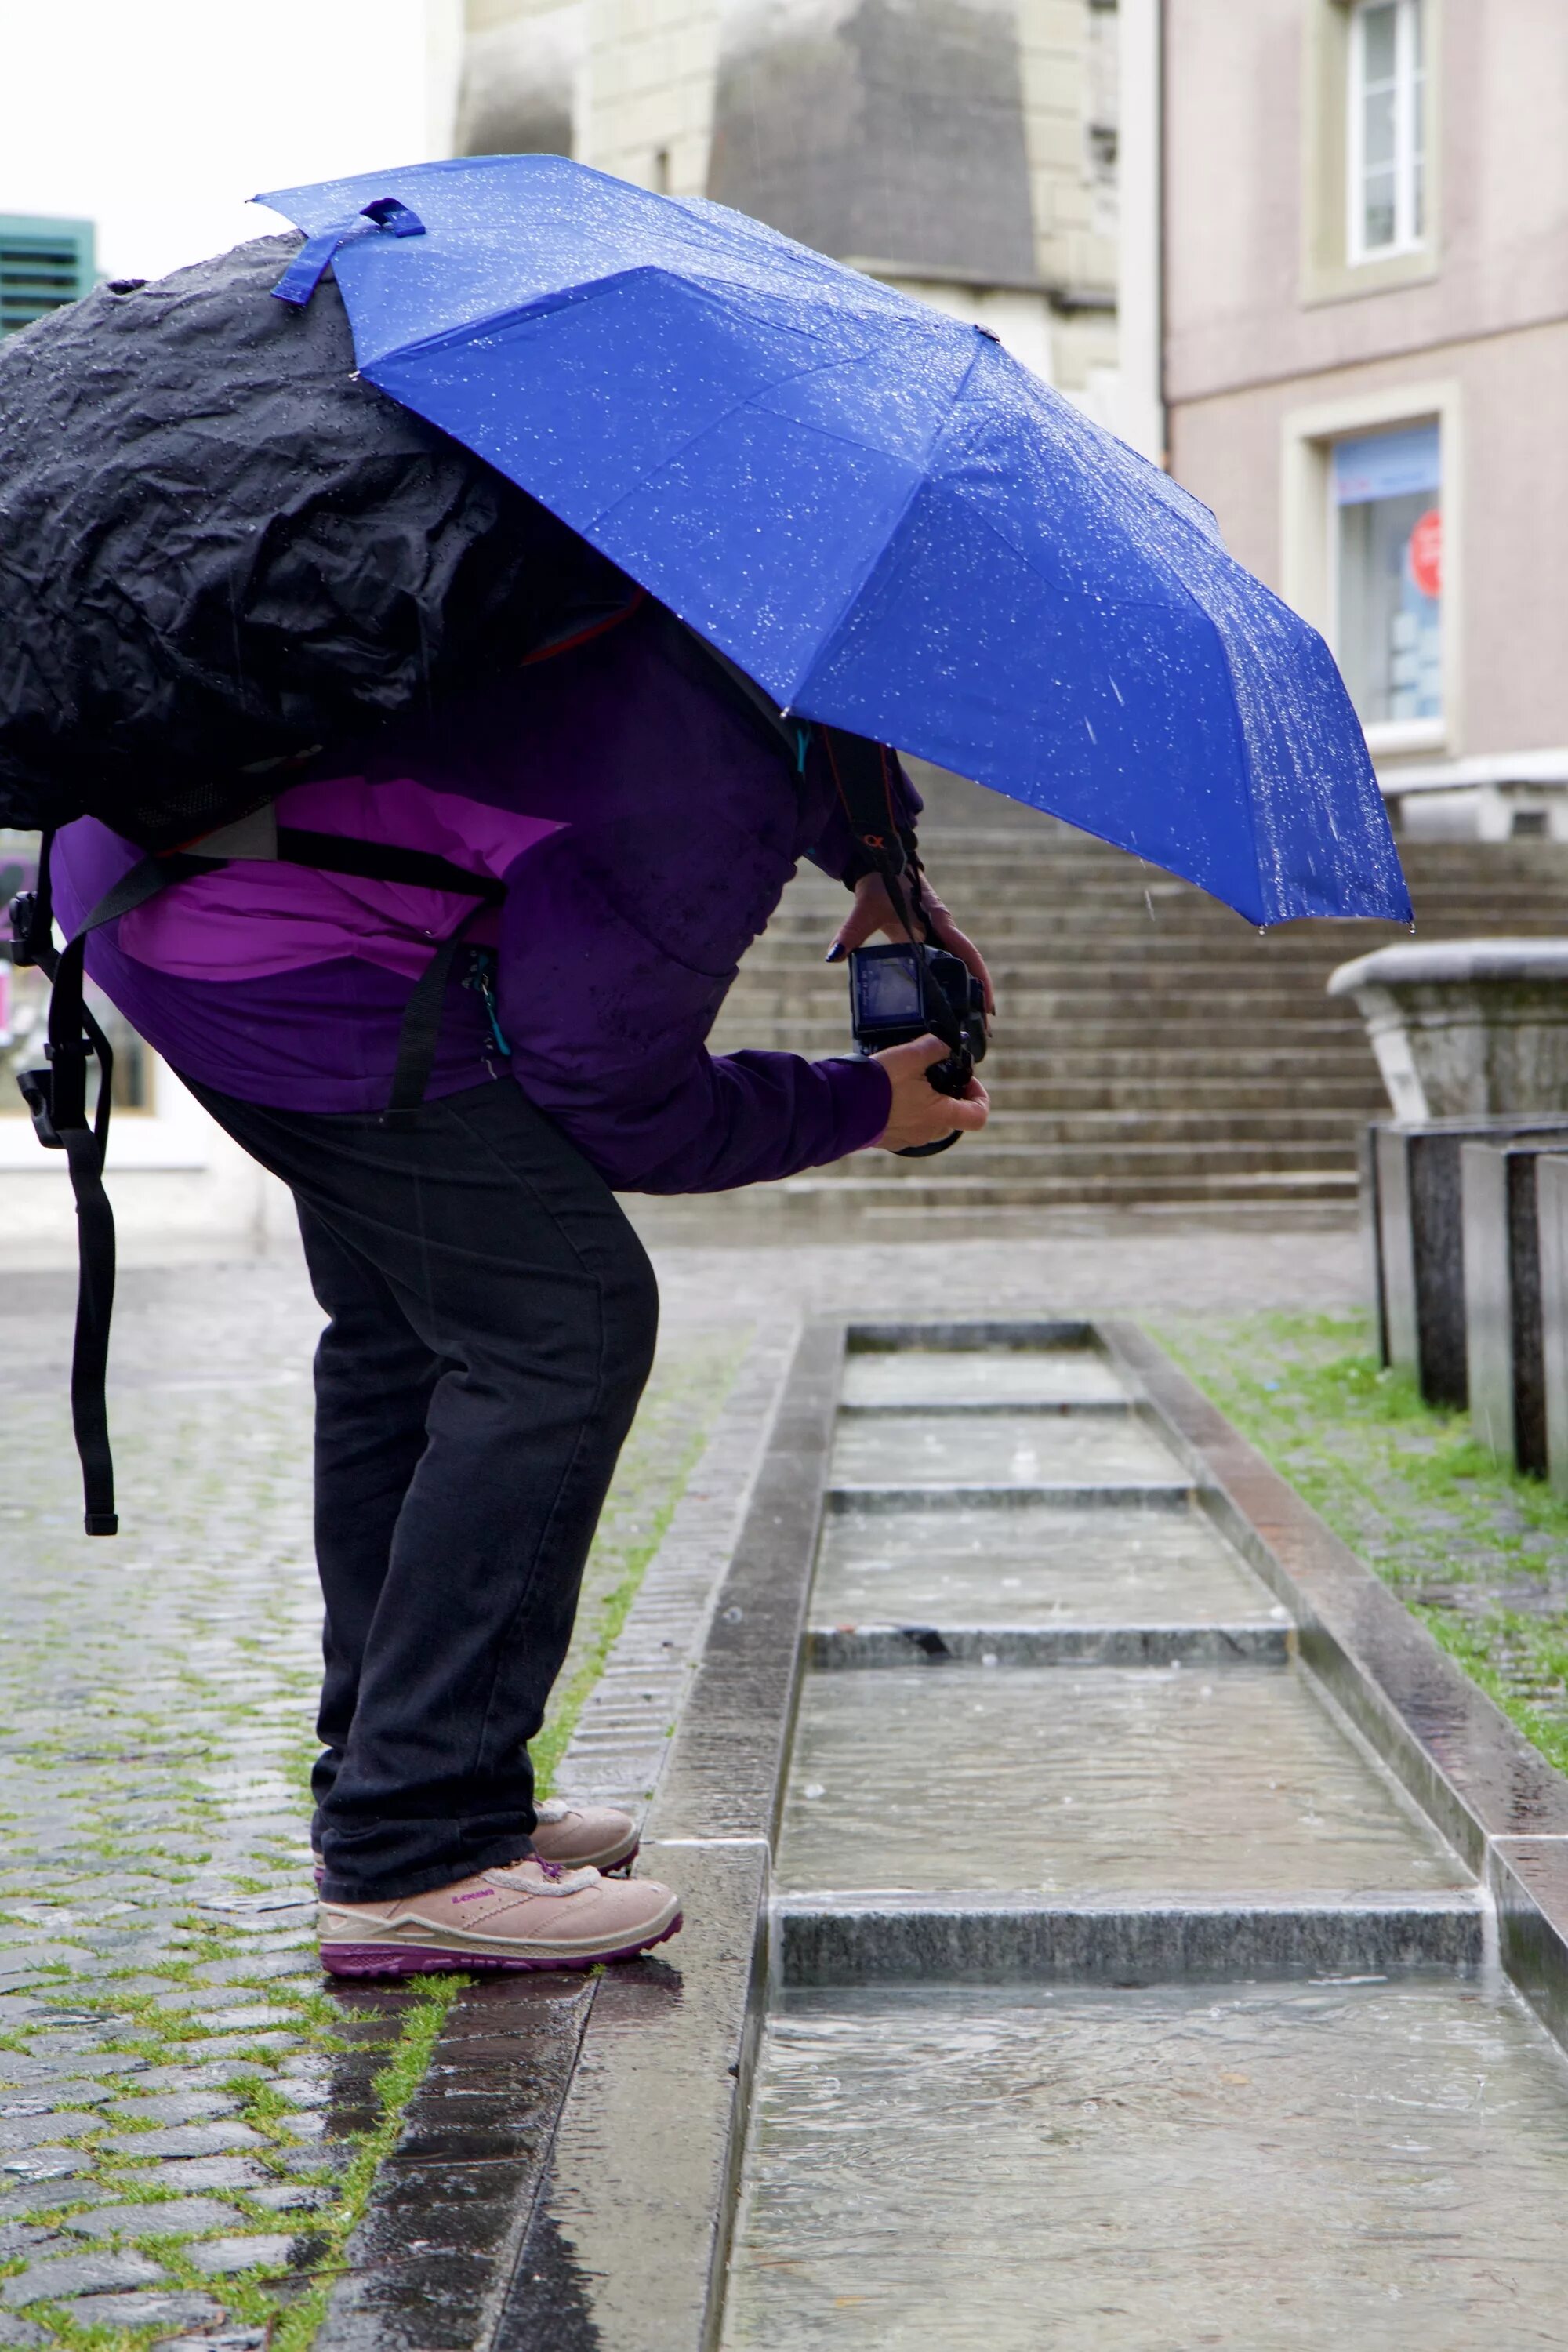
top-left (0, 234), bottom-right (608, 851)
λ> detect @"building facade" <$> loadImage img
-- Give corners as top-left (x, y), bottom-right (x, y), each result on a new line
top-left (1159, 0), bottom-right (1568, 839)
top-left (457, 0), bottom-right (1123, 412)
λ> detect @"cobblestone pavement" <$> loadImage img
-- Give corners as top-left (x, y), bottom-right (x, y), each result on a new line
top-left (0, 1218), bottom-right (1352, 2348)
top-left (0, 1258), bottom-right (742, 2351)
top-left (641, 1220), bottom-right (1366, 1325)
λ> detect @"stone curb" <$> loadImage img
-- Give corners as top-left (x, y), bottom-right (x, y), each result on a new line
top-left (485, 1319), bottom-right (847, 2349)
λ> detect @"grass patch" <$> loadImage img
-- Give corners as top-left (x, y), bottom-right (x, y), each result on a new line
top-left (1156, 1307), bottom-right (1568, 1776)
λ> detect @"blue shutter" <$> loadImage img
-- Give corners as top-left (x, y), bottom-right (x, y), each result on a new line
top-left (0, 215), bottom-right (96, 334)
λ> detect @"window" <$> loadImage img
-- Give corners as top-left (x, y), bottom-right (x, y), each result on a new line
top-left (1348, 0), bottom-right (1425, 262)
top-left (1331, 422), bottom-right (1442, 730)
top-left (0, 215), bottom-right (95, 334)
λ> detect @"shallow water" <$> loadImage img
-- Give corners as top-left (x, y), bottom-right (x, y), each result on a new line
top-left (813, 1502), bottom-right (1275, 1626)
top-left (723, 1977), bottom-right (1568, 2350)
top-left (779, 1666), bottom-right (1465, 1895)
top-left (829, 1412), bottom-right (1179, 1487)
top-left (840, 1350), bottom-right (1128, 1408)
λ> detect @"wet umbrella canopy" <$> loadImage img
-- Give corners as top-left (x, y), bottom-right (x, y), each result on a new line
top-left (260, 154), bottom-right (1409, 929)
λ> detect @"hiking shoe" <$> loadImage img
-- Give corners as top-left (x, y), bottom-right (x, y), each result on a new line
top-left (531, 1798), bottom-right (639, 1874)
top-left (310, 1799), bottom-right (638, 1889)
top-left (317, 1857), bottom-right (681, 1977)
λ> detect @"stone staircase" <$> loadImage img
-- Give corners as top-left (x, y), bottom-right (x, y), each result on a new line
top-left (634, 765), bottom-right (1568, 1237)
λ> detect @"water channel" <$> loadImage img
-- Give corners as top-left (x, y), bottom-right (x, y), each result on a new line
top-left (718, 1334), bottom-right (1568, 2348)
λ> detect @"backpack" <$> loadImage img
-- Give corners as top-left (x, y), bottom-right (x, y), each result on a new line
top-left (0, 229), bottom-right (624, 1534)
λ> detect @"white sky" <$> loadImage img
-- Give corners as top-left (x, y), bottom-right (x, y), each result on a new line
top-left (0, 0), bottom-right (463, 283)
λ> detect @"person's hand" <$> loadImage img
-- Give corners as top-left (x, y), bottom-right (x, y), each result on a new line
top-left (826, 870), bottom-right (995, 1016)
top-left (870, 1036), bottom-right (990, 1152)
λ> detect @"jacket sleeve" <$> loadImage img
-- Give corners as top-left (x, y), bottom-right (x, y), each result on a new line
top-left (528, 1044), bottom-right (891, 1195)
top-left (495, 836), bottom-right (891, 1193)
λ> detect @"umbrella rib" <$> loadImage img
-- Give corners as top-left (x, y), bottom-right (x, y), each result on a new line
top-left (780, 338), bottom-right (989, 706)
top-left (571, 339), bottom-right (951, 553)
top-left (794, 459), bottom-right (1271, 916)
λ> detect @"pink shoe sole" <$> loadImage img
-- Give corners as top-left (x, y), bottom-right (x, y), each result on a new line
top-left (318, 1907), bottom-right (682, 1978)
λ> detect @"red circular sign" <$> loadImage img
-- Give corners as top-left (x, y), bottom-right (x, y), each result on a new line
top-left (1408, 507), bottom-right (1443, 601)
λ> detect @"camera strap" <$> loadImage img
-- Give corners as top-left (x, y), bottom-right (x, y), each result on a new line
top-left (818, 729), bottom-right (967, 1059)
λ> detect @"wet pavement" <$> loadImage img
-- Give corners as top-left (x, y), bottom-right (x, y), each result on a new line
top-left (0, 1255), bottom-right (750, 2348)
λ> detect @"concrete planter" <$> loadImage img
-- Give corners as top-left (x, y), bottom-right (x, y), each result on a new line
top-left (1328, 940), bottom-right (1568, 1123)
top-left (1366, 1116), bottom-right (1568, 1406)
top-left (1460, 1139), bottom-right (1563, 1475)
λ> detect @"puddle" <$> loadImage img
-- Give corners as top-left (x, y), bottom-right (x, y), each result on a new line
top-left (840, 1351), bottom-right (1128, 1409)
top-left (779, 1667), bottom-right (1465, 1896)
top-left (829, 1414), bottom-right (1178, 1488)
top-left (813, 1502), bottom-right (1273, 1626)
top-left (723, 1977), bottom-right (1568, 2350)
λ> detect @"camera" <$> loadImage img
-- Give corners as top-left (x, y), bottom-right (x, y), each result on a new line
top-left (848, 942), bottom-right (988, 1156)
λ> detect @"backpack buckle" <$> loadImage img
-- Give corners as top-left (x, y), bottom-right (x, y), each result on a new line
top-left (16, 1067), bottom-right (64, 1149)
top-left (7, 889), bottom-right (44, 969)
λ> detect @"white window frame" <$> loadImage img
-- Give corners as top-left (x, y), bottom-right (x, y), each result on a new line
top-left (1281, 379), bottom-right (1461, 762)
top-left (1347, 0), bottom-right (1426, 265)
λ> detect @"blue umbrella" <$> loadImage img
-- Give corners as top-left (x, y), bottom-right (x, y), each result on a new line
top-left (257, 154), bottom-right (1410, 928)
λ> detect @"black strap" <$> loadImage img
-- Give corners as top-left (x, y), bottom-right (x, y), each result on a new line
top-left (38, 898), bottom-right (121, 1534)
top-left (274, 829), bottom-right (506, 902)
top-left (384, 904), bottom-right (487, 1119)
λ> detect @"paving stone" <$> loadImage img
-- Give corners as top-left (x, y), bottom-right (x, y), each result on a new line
top-left (150, 2331), bottom-right (264, 2351)
top-left (186, 2233), bottom-right (296, 2277)
top-left (201, 2006), bottom-right (298, 2031)
top-left (192, 1955), bottom-right (314, 1985)
top-left (0, 2318), bottom-right (48, 2347)
top-left (0, 2114), bottom-right (86, 2153)
top-left (270, 2071), bottom-right (332, 2103)
top-left (249, 2181), bottom-right (331, 2214)
top-left (0, 2157), bottom-right (89, 2189)
top-left (105, 2092), bottom-right (238, 2125)
top-left (146, 2155), bottom-right (270, 2194)
top-left (0, 2226), bottom-right (62, 2260)
top-left (0, 2181), bottom-right (113, 2222)
top-left (66, 2197), bottom-right (249, 2240)
top-left (71, 2289), bottom-right (227, 2328)
top-left (96, 2123), bottom-right (263, 2158)
top-left (0, 2248), bottom-right (166, 2306)
top-left (129, 2064), bottom-right (270, 2092)
top-left (186, 2034), bottom-right (303, 2061)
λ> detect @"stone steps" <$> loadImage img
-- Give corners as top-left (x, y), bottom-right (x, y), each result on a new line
top-left (717, 1323), bottom-right (1568, 2347)
top-left (655, 764), bottom-right (1568, 1225)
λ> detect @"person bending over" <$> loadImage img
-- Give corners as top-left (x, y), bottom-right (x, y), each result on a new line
top-left (52, 587), bottom-right (990, 1976)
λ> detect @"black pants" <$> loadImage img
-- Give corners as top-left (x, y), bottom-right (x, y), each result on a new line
top-left (183, 1076), bottom-right (659, 1903)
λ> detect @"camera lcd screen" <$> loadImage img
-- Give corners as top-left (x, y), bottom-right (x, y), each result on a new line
top-left (851, 948), bottom-right (924, 1027)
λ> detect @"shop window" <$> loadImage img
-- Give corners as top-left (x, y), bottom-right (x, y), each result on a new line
top-left (1348, 0), bottom-right (1426, 263)
top-left (1331, 421), bottom-right (1442, 731)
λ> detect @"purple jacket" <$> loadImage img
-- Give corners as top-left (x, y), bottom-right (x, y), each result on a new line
top-left (52, 598), bottom-right (907, 1193)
